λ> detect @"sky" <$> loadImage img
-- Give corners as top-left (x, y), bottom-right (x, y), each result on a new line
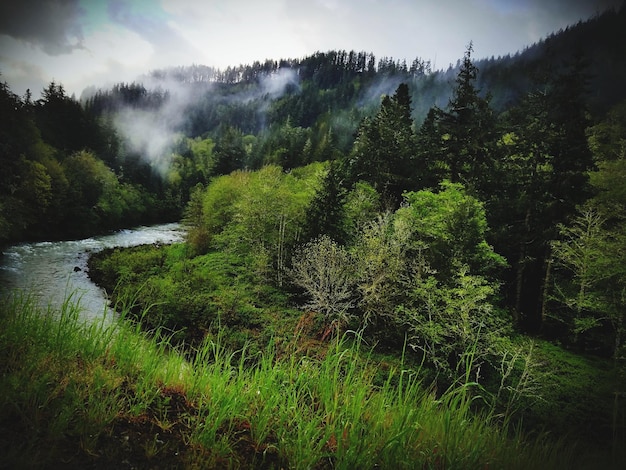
top-left (0, 0), bottom-right (623, 98)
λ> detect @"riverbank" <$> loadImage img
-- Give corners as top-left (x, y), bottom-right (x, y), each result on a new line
top-left (0, 223), bottom-right (184, 321)
top-left (86, 242), bottom-right (625, 466)
top-left (1, 292), bottom-right (606, 469)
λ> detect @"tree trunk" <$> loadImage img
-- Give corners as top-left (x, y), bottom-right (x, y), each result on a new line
top-left (540, 255), bottom-right (553, 333)
top-left (514, 208), bottom-right (534, 325)
top-left (513, 245), bottom-right (524, 325)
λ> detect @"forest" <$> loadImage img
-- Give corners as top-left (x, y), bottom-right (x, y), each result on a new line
top-left (1, 5), bottom-right (626, 468)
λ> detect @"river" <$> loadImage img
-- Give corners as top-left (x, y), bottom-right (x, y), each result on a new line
top-left (0, 223), bottom-right (185, 321)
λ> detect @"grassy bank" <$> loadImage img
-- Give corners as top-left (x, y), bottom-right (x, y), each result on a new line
top-left (0, 291), bottom-right (606, 469)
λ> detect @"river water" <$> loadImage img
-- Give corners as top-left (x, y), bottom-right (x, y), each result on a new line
top-left (0, 223), bottom-right (185, 321)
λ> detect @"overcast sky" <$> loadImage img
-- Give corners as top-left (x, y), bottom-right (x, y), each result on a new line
top-left (0, 0), bottom-right (622, 98)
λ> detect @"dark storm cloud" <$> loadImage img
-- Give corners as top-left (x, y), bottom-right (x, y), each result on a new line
top-left (517, 0), bottom-right (624, 28)
top-left (0, 0), bottom-right (85, 55)
top-left (540, 0), bottom-right (623, 15)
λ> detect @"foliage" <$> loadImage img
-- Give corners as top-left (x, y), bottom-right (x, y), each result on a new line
top-left (0, 81), bottom-right (180, 244)
top-left (488, 56), bottom-right (595, 330)
top-left (417, 43), bottom-right (499, 196)
top-left (2, 292), bottom-right (610, 469)
top-left (401, 267), bottom-right (509, 381)
top-left (342, 180), bottom-right (382, 237)
top-left (190, 163), bottom-right (324, 285)
top-left (352, 212), bottom-right (408, 331)
top-left (395, 181), bottom-right (507, 282)
top-left (388, 183), bottom-right (508, 379)
top-left (87, 243), bottom-right (299, 350)
top-left (291, 181), bottom-right (507, 383)
top-left (290, 235), bottom-right (357, 329)
top-left (342, 83), bottom-right (418, 203)
top-left (301, 160), bottom-right (347, 243)
top-left (551, 203), bottom-right (626, 357)
top-left (548, 98), bottom-right (626, 357)
top-left (4, 17), bottom-right (626, 464)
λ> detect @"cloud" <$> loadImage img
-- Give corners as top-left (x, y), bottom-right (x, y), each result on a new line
top-left (1, 0), bottom-right (622, 100)
top-left (107, 0), bottom-right (204, 67)
top-left (0, 0), bottom-right (85, 55)
top-left (161, 0), bottom-right (308, 68)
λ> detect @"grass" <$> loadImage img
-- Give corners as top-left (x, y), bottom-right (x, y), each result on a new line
top-left (0, 291), bottom-right (619, 469)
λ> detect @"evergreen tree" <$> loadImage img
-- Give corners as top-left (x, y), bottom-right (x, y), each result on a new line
top-left (213, 126), bottom-right (246, 176)
top-left (493, 56), bottom-right (595, 331)
top-left (302, 161), bottom-right (346, 243)
top-left (342, 83), bottom-right (417, 204)
top-left (34, 82), bottom-right (102, 155)
top-left (546, 52), bottom-right (594, 215)
top-left (418, 43), bottom-right (499, 197)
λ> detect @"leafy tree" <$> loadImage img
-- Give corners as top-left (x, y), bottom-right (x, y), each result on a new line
top-left (201, 171), bottom-right (250, 239)
top-left (394, 181), bottom-right (506, 283)
top-left (390, 183), bottom-right (508, 380)
top-left (9, 157), bottom-right (53, 232)
top-left (60, 150), bottom-right (111, 233)
top-left (342, 181), bottom-right (382, 238)
top-left (587, 99), bottom-right (626, 213)
top-left (196, 164), bottom-right (322, 285)
top-left (344, 182), bottom-right (506, 361)
top-left (188, 136), bottom-right (216, 181)
top-left (183, 183), bottom-right (210, 255)
top-left (550, 99), bottom-right (626, 356)
top-left (551, 203), bottom-right (626, 358)
top-left (400, 265), bottom-right (507, 381)
top-left (95, 171), bottom-right (147, 230)
top-left (352, 212), bottom-right (408, 333)
top-left (290, 235), bottom-right (357, 331)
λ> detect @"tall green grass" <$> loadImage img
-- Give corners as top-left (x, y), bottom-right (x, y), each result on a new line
top-left (0, 291), bottom-right (597, 468)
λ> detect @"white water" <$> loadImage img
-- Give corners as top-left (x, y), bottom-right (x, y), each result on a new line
top-left (0, 223), bottom-right (185, 321)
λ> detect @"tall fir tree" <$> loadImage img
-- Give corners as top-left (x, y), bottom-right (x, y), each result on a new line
top-left (302, 161), bottom-right (347, 243)
top-left (342, 83), bottom-right (417, 205)
top-left (417, 43), bottom-right (499, 197)
top-left (492, 55), bottom-right (595, 331)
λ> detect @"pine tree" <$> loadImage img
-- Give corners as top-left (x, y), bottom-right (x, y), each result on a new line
top-left (493, 55), bottom-right (595, 331)
top-left (302, 161), bottom-right (346, 243)
top-left (342, 83), bottom-right (417, 204)
top-left (213, 125), bottom-right (246, 176)
top-left (418, 43), bottom-right (499, 197)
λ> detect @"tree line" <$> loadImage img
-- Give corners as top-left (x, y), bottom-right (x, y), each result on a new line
top-left (0, 81), bottom-right (180, 243)
top-left (2, 5), bottom-right (626, 355)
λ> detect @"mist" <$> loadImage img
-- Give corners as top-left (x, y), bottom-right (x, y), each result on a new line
top-left (260, 68), bottom-right (300, 98)
top-left (108, 66), bottom-right (302, 178)
top-left (109, 70), bottom-right (219, 178)
top-left (112, 80), bottom-right (196, 178)
top-left (103, 57), bottom-right (455, 177)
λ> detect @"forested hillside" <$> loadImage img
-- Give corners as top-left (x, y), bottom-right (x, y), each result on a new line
top-left (2, 4), bottom-right (624, 341)
top-left (2, 5), bottom-right (626, 467)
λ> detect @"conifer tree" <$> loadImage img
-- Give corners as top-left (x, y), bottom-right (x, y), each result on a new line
top-left (493, 56), bottom-right (595, 331)
top-left (343, 83), bottom-right (417, 205)
top-left (302, 161), bottom-right (346, 243)
top-left (417, 43), bottom-right (499, 197)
